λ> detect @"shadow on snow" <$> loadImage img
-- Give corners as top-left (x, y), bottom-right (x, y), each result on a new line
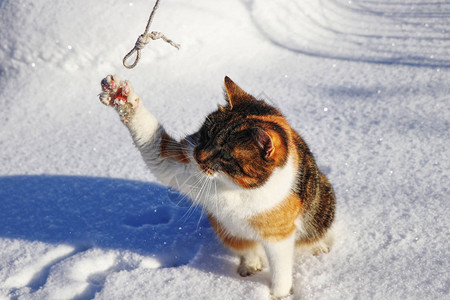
top-left (0, 175), bottom-right (212, 268)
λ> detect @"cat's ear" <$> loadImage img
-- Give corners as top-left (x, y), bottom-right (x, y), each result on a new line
top-left (223, 76), bottom-right (252, 109)
top-left (254, 128), bottom-right (274, 158)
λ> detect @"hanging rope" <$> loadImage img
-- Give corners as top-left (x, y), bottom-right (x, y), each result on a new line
top-left (123, 0), bottom-right (180, 69)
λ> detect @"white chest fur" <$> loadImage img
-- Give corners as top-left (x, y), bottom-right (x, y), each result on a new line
top-left (196, 155), bottom-right (297, 240)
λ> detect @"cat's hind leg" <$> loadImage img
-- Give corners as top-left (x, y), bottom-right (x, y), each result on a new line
top-left (311, 227), bottom-right (335, 256)
top-left (296, 227), bottom-right (335, 256)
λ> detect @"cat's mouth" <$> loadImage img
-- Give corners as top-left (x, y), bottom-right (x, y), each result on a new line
top-left (193, 152), bottom-right (218, 177)
top-left (198, 164), bottom-right (218, 177)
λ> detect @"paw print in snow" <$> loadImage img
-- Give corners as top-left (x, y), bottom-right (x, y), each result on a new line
top-left (123, 206), bottom-right (173, 228)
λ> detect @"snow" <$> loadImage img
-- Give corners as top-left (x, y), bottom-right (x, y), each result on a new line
top-left (0, 0), bottom-right (448, 299)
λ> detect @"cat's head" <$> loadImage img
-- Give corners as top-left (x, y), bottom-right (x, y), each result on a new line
top-left (193, 77), bottom-right (291, 188)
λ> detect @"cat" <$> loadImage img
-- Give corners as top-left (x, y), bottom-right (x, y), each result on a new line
top-left (98, 75), bottom-right (336, 298)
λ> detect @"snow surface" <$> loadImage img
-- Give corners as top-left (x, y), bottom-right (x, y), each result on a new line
top-left (0, 0), bottom-right (449, 299)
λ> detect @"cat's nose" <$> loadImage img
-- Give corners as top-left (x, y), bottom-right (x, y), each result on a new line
top-left (203, 167), bottom-right (215, 176)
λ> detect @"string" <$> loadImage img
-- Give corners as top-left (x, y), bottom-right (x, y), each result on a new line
top-left (123, 0), bottom-right (180, 69)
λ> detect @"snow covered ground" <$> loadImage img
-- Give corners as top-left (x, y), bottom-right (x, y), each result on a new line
top-left (0, 0), bottom-right (448, 299)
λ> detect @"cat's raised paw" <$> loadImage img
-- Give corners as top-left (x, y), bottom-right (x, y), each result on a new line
top-left (100, 75), bottom-right (120, 106)
top-left (99, 75), bottom-right (140, 122)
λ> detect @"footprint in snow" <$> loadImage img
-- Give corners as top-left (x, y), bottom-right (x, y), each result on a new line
top-left (24, 248), bottom-right (117, 300)
top-left (121, 202), bottom-right (207, 268)
top-left (123, 206), bottom-right (173, 228)
top-left (0, 175), bottom-right (209, 289)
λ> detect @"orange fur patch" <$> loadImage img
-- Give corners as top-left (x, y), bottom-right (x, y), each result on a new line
top-left (265, 129), bottom-right (287, 164)
top-left (196, 149), bottom-right (210, 163)
top-left (248, 115), bottom-right (291, 136)
top-left (208, 214), bottom-right (258, 252)
top-left (248, 115), bottom-right (295, 165)
top-left (227, 117), bottom-right (300, 189)
top-left (250, 193), bottom-right (302, 241)
top-left (160, 132), bottom-right (190, 164)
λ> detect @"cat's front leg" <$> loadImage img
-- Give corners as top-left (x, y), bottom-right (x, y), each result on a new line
top-left (263, 234), bottom-right (295, 298)
top-left (99, 75), bottom-right (159, 146)
top-left (98, 75), bottom-right (193, 188)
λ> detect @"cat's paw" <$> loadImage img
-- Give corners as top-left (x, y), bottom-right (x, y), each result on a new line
top-left (311, 230), bottom-right (334, 256)
top-left (270, 287), bottom-right (294, 300)
top-left (99, 75), bottom-right (140, 123)
top-left (237, 255), bottom-right (263, 277)
top-left (312, 244), bottom-right (330, 256)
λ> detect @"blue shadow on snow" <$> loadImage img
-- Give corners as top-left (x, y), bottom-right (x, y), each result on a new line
top-left (0, 175), bottom-right (211, 267)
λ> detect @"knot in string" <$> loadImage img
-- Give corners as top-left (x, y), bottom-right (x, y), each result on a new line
top-left (123, 32), bottom-right (180, 69)
top-left (122, 0), bottom-right (180, 69)
top-left (135, 34), bottom-right (151, 50)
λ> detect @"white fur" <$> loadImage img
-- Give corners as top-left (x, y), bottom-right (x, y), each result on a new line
top-left (200, 155), bottom-right (297, 240)
top-left (263, 233), bottom-right (295, 297)
top-left (126, 95), bottom-right (299, 242)
top-left (107, 76), bottom-right (298, 298)
top-left (128, 104), bottom-right (159, 146)
top-left (294, 215), bottom-right (307, 240)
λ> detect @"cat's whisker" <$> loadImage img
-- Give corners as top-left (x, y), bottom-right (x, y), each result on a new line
top-left (197, 174), bottom-right (212, 202)
top-left (175, 193), bottom-right (191, 207)
top-left (204, 116), bottom-right (213, 126)
top-left (179, 195), bottom-right (198, 222)
top-left (159, 152), bottom-right (188, 158)
top-left (196, 208), bottom-right (205, 231)
top-left (205, 176), bottom-right (213, 210)
top-left (182, 138), bottom-right (196, 148)
top-left (161, 139), bottom-right (191, 149)
top-left (159, 153), bottom-right (191, 160)
top-left (187, 176), bottom-right (211, 220)
top-left (180, 177), bottom-right (203, 203)
top-left (160, 139), bottom-right (192, 151)
top-left (101, 74), bottom-right (336, 298)
top-left (160, 146), bottom-right (191, 154)
top-left (180, 173), bottom-right (209, 221)
top-left (160, 145), bottom-right (190, 152)
top-left (194, 174), bottom-right (209, 203)
top-left (193, 170), bottom-right (206, 181)
top-left (170, 176), bottom-right (199, 207)
top-left (196, 177), bottom-right (213, 230)
top-left (170, 171), bottom-right (205, 223)
top-left (161, 134), bottom-right (191, 144)
top-left (214, 177), bottom-right (219, 218)
top-left (171, 172), bottom-right (198, 192)
top-left (184, 202), bottom-right (201, 223)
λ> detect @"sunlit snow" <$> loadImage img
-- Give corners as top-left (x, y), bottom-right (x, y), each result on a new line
top-left (0, 0), bottom-right (448, 299)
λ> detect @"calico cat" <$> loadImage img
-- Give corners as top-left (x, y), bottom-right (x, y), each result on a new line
top-left (98, 75), bottom-right (336, 298)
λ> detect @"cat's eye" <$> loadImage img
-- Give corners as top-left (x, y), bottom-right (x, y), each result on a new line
top-left (222, 152), bottom-right (233, 162)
